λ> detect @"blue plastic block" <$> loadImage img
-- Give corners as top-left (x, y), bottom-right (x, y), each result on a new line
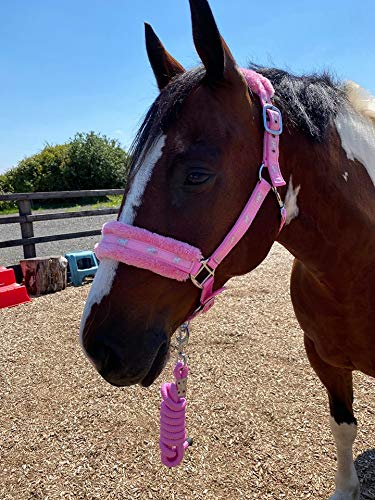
top-left (65, 251), bottom-right (99, 287)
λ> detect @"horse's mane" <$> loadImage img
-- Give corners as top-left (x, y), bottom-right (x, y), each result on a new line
top-left (249, 65), bottom-right (345, 141)
top-left (344, 81), bottom-right (375, 126)
top-left (128, 64), bottom-right (346, 177)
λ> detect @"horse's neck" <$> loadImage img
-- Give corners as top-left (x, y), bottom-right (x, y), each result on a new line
top-left (277, 118), bottom-right (375, 287)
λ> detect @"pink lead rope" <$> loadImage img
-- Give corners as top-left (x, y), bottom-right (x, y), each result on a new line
top-left (159, 323), bottom-right (192, 467)
top-left (159, 362), bottom-right (190, 467)
top-left (94, 69), bottom-right (286, 468)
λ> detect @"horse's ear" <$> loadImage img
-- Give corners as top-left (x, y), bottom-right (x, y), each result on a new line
top-left (188, 0), bottom-right (238, 83)
top-left (145, 23), bottom-right (185, 90)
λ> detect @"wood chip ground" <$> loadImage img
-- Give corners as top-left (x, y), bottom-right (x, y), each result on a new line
top-left (1, 244), bottom-right (374, 499)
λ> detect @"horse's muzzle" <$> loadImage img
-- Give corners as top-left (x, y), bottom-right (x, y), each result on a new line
top-left (83, 329), bottom-right (169, 387)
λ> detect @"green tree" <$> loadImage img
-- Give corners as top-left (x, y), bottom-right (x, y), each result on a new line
top-left (0, 173), bottom-right (16, 211)
top-left (4, 144), bottom-right (70, 193)
top-left (1, 132), bottom-right (129, 194)
top-left (63, 132), bottom-right (129, 190)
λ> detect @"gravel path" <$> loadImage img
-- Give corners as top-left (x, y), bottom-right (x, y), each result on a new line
top-left (1, 244), bottom-right (375, 499)
top-left (0, 210), bottom-right (115, 266)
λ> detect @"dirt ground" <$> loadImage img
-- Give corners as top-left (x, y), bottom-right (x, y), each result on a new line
top-left (1, 244), bottom-right (374, 499)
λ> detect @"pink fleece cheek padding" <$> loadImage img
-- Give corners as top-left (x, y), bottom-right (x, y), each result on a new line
top-left (241, 68), bottom-right (275, 101)
top-left (94, 221), bottom-right (203, 282)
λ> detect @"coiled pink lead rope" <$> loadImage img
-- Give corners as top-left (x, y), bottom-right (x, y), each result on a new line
top-left (159, 323), bottom-right (192, 467)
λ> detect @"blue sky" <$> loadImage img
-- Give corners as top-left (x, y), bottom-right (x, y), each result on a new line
top-left (1, 0), bottom-right (374, 173)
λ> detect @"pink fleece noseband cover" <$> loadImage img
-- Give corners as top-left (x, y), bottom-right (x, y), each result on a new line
top-left (94, 69), bottom-right (286, 319)
top-left (95, 222), bottom-right (203, 282)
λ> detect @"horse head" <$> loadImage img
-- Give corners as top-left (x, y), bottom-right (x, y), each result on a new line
top-left (80, 0), bottom-right (283, 387)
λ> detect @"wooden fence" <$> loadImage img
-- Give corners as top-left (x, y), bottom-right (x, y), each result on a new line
top-left (0, 189), bottom-right (123, 259)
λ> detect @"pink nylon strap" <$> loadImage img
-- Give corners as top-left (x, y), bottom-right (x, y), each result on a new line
top-left (185, 179), bottom-right (273, 319)
top-left (241, 69), bottom-right (285, 189)
top-left (188, 70), bottom-right (287, 316)
top-left (208, 178), bottom-right (271, 269)
top-left (263, 121), bottom-right (283, 187)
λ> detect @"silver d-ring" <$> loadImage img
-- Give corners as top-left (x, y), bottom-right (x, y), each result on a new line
top-left (258, 164), bottom-right (265, 181)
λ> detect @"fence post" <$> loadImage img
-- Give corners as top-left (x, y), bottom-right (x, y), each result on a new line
top-left (17, 199), bottom-right (36, 258)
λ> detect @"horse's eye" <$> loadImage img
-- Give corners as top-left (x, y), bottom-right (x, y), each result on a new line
top-left (185, 172), bottom-right (210, 185)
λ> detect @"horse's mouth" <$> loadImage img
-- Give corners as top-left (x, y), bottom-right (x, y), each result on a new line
top-left (94, 338), bottom-right (170, 388)
top-left (141, 341), bottom-right (170, 387)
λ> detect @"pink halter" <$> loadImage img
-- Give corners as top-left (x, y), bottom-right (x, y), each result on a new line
top-left (95, 69), bottom-right (286, 319)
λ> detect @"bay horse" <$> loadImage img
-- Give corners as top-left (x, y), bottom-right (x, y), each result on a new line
top-left (80, 0), bottom-right (375, 498)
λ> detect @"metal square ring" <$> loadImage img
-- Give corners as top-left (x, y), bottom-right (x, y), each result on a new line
top-left (190, 259), bottom-right (215, 289)
top-left (263, 104), bottom-right (283, 135)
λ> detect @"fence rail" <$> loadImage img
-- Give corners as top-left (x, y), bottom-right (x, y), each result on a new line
top-left (0, 189), bottom-right (123, 258)
top-left (0, 189), bottom-right (124, 201)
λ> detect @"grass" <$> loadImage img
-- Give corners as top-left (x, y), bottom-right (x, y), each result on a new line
top-left (0, 204), bottom-right (19, 215)
top-left (63, 195), bottom-right (122, 212)
top-left (0, 195), bottom-right (122, 216)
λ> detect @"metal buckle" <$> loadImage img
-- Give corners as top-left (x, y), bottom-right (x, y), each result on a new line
top-left (190, 259), bottom-right (215, 289)
top-left (263, 104), bottom-right (283, 135)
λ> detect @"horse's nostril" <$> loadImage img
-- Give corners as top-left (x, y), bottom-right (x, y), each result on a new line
top-left (83, 328), bottom-right (169, 387)
top-left (86, 340), bottom-right (121, 377)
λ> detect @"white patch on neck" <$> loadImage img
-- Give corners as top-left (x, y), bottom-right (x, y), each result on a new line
top-left (335, 82), bottom-right (375, 188)
top-left (342, 171), bottom-right (349, 182)
top-left (284, 176), bottom-right (301, 225)
top-left (79, 135), bottom-right (166, 347)
top-left (345, 80), bottom-right (375, 122)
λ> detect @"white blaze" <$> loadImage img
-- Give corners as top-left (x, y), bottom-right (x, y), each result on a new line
top-left (79, 135), bottom-right (166, 346)
top-left (284, 175), bottom-right (301, 225)
top-left (118, 135), bottom-right (167, 224)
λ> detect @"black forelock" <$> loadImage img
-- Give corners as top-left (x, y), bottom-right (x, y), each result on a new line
top-left (128, 67), bottom-right (206, 176)
top-left (128, 63), bottom-right (346, 176)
